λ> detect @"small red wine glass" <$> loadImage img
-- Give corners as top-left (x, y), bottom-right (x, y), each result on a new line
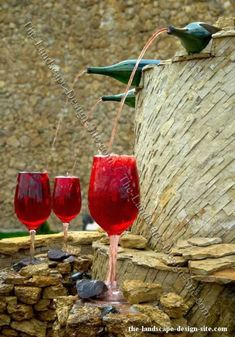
top-left (88, 154), bottom-right (140, 303)
top-left (52, 176), bottom-right (81, 251)
top-left (14, 171), bottom-right (51, 263)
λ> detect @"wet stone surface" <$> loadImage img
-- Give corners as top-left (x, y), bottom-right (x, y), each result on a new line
top-left (76, 279), bottom-right (108, 299)
top-left (101, 305), bottom-right (119, 317)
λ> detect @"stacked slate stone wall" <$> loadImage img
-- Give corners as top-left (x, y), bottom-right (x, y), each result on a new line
top-left (132, 18), bottom-right (235, 250)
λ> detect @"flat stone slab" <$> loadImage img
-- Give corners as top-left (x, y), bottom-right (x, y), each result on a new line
top-left (188, 255), bottom-right (235, 275)
top-left (0, 231), bottom-right (104, 255)
top-left (11, 318), bottom-right (47, 337)
top-left (155, 253), bottom-right (187, 267)
top-left (175, 240), bottom-right (192, 249)
top-left (187, 237), bottom-right (222, 247)
top-left (172, 244), bottom-right (235, 260)
top-left (93, 241), bottom-right (188, 273)
top-left (192, 269), bottom-right (235, 284)
top-left (69, 231), bottom-right (104, 245)
top-left (122, 280), bottom-right (162, 304)
top-left (119, 234), bottom-right (147, 249)
top-left (19, 263), bottom-right (50, 278)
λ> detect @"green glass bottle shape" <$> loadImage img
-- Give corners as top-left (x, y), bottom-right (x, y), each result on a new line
top-left (87, 59), bottom-right (160, 87)
top-left (102, 89), bottom-right (135, 108)
top-left (167, 22), bottom-right (220, 54)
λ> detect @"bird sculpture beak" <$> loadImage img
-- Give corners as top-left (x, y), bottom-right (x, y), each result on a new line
top-left (167, 25), bottom-right (188, 35)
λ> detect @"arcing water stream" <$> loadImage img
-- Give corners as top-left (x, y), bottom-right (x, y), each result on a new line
top-left (108, 27), bottom-right (167, 151)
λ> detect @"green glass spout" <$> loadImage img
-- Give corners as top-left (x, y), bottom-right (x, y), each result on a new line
top-left (102, 89), bottom-right (135, 108)
top-left (87, 59), bottom-right (160, 87)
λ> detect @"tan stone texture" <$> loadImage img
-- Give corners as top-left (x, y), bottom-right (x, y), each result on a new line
top-left (188, 255), bottom-right (235, 275)
top-left (133, 30), bottom-right (235, 251)
top-left (120, 233), bottom-right (147, 249)
top-left (11, 319), bottom-right (47, 337)
top-left (7, 302), bottom-right (33, 321)
top-left (43, 284), bottom-right (67, 299)
top-left (14, 286), bottom-right (42, 305)
top-left (132, 304), bottom-right (172, 327)
top-left (122, 279), bottom-right (163, 304)
top-left (160, 292), bottom-right (189, 318)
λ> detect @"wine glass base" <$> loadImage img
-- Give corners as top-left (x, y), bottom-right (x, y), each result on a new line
top-left (88, 283), bottom-right (130, 312)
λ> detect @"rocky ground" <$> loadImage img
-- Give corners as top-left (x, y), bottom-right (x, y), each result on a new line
top-left (0, 245), bottom-right (190, 337)
top-left (0, 231), bottom-right (234, 336)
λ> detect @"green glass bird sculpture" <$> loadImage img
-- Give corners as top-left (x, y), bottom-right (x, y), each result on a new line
top-left (167, 22), bottom-right (220, 54)
top-left (87, 59), bottom-right (160, 87)
top-left (102, 89), bottom-right (135, 108)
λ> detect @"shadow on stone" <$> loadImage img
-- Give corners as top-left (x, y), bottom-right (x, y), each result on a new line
top-left (13, 258), bottom-right (42, 272)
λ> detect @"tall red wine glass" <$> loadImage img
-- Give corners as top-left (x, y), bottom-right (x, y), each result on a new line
top-left (88, 154), bottom-right (140, 303)
top-left (14, 172), bottom-right (51, 263)
top-left (52, 176), bottom-right (81, 251)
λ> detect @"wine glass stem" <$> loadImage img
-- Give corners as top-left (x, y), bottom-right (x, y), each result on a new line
top-left (63, 223), bottom-right (69, 251)
top-left (29, 229), bottom-right (36, 263)
top-left (106, 235), bottom-right (120, 288)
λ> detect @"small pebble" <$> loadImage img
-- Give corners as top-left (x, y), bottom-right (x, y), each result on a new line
top-left (76, 279), bottom-right (108, 299)
top-left (47, 249), bottom-right (70, 261)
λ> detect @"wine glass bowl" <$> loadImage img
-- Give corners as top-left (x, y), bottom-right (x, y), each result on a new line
top-left (88, 154), bottom-right (140, 236)
top-left (52, 176), bottom-right (82, 251)
top-left (14, 171), bottom-right (51, 262)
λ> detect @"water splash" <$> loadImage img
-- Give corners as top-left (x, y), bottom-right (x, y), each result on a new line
top-left (70, 97), bottom-right (102, 173)
top-left (50, 110), bottom-right (65, 152)
top-left (46, 69), bottom-right (86, 171)
top-left (108, 27), bottom-right (167, 151)
top-left (87, 97), bottom-right (102, 119)
top-left (72, 69), bottom-right (87, 89)
top-left (46, 104), bottom-right (68, 171)
top-left (71, 158), bottom-right (78, 176)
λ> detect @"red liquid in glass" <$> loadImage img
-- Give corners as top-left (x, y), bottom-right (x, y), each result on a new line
top-left (14, 172), bottom-right (51, 231)
top-left (88, 155), bottom-right (140, 235)
top-left (52, 176), bottom-right (81, 223)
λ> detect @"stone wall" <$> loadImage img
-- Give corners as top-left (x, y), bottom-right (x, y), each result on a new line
top-left (132, 19), bottom-right (235, 251)
top-left (92, 234), bottom-right (235, 336)
top-left (0, 232), bottom-right (99, 337)
top-left (0, 0), bottom-right (234, 231)
top-left (0, 231), bottom-right (103, 268)
top-left (1, 232), bottom-right (235, 336)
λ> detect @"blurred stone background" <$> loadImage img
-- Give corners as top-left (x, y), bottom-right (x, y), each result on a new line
top-left (0, 0), bottom-right (234, 231)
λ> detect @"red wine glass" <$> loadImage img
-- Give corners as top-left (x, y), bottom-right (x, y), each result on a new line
top-left (14, 172), bottom-right (51, 263)
top-left (52, 176), bottom-right (81, 251)
top-left (88, 154), bottom-right (140, 303)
